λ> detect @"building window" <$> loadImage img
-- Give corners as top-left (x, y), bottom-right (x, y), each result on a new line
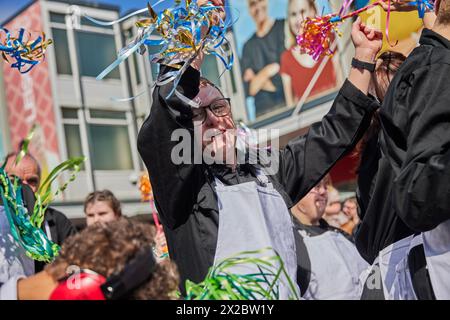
top-left (88, 124), bottom-right (133, 170)
top-left (80, 18), bottom-right (113, 30)
top-left (64, 124), bottom-right (83, 160)
top-left (62, 108), bottom-right (134, 171)
top-left (124, 28), bottom-right (142, 86)
top-left (132, 52), bottom-right (142, 85)
top-left (49, 12), bottom-right (66, 24)
top-left (150, 61), bottom-right (159, 83)
top-left (76, 31), bottom-right (121, 79)
top-left (52, 28), bottom-right (72, 75)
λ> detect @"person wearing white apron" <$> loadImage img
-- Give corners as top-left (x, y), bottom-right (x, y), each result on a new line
top-left (137, 6), bottom-right (382, 297)
top-left (358, 2), bottom-right (450, 300)
top-left (214, 169), bottom-right (298, 299)
top-left (362, 219), bottom-right (450, 301)
top-left (291, 177), bottom-right (369, 299)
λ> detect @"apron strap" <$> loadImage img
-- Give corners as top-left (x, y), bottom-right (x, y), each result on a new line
top-left (410, 234), bottom-right (424, 250)
top-left (254, 167), bottom-right (270, 186)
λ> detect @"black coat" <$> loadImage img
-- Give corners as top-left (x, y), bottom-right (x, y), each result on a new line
top-left (356, 29), bottom-right (450, 264)
top-left (34, 207), bottom-right (77, 272)
top-left (355, 29), bottom-right (450, 300)
top-left (137, 65), bottom-right (377, 292)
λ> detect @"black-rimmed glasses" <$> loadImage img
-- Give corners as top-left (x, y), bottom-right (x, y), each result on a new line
top-left (192, 98), bottom-right (232, 124)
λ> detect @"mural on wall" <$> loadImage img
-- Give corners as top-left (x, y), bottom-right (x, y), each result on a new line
top-left (230, 0), bottom-right (343, 122)
top-left (0, 130), bottom-right (4, 160)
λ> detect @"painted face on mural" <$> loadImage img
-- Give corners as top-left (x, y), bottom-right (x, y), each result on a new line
top-left (288, 0), bottom-right (316, 36)
top-left (247, 0), bottom-right (269, 25)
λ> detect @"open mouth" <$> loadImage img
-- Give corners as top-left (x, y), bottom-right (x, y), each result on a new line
top-left (315, 199), bottom-right (327, 207)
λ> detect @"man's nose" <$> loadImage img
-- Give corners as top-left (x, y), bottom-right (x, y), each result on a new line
top-left (204, 109), bottom-right (220, 127)
top-left (22, 181), bottom-right (37, 193)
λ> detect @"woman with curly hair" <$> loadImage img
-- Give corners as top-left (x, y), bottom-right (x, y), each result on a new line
top-left (15, 219), bottom-right (179, 300)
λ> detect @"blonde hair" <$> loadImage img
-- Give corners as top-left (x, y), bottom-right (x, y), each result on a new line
top-left (284, 0), bottom-right (317, 49)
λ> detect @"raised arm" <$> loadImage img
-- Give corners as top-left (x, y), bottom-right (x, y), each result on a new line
top-left (137, 65), bottom-right (202, 229)
top-left (137, 0), bottom-right (226, 229)
top-left (248, 63), bottom-right (280, 96)
top-left (277, 19), bottom-right (382, 204)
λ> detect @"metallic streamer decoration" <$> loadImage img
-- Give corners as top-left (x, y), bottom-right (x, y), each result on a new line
top-left (0, 126), bottom-right (85, 262)
top-left (85, 0), bottom-right (236, 99)
top-left (297, 0), bottom-right (434, 60)
top-left (184, 248), bottom-right (300, 300)
top-left (0, 27), bottom-right (53, 73)
top-left (0, 170), bottom-right (59, 262)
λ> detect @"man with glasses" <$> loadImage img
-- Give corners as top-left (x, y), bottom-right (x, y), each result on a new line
top-left (3, 153), bottom-right (77, 273)
top-left (291, 176), bottom-right (368, 299)
top-left (137, 0), bottom-right (382, 297)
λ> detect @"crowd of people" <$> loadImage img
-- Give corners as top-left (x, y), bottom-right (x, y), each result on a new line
top-left (1, 0), bottom-right (450, 300)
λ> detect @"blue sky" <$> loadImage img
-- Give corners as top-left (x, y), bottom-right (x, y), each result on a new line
top-left (0, 0), bottom-right (177, 24)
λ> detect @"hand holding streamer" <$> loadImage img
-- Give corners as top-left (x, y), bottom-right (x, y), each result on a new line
top-left (297, 0), bottom-right (434, 60)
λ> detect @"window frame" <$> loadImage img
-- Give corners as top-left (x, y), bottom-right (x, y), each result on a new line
top-left (61, 106), bottom-right (136, 172)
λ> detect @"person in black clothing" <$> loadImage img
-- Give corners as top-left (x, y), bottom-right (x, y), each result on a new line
top-left (354, 52), bottom-right (407, 286)
top-left (3, 153), bottom-right (77, 272)
top-left (292, 176), bottom-right (368, 299)
top-left (356, 3), bottom-right (449, 299)
top-left (241, 0), bottom-right (286, 117)
top-left (137, 1), bottom-right (382, 295)
top-left (380, 3), bottom-right (450, 299)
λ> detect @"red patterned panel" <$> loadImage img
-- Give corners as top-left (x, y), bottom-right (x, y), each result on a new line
top-left (3, 1), bottom-right (60, 174)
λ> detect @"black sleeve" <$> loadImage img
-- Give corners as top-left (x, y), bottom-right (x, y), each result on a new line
top-left (392, 64), bottom-right (450, 232)
top-left (47, 208), bottom-right (77, 245)
top-left (277, 80), bottom-right (378, 205)
top-left (137, 66), bottom-right (204, 230)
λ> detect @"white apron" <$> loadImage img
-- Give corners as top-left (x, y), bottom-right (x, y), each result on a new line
top-left (368, 234), bottom-right (416, 300)
top-left (422, 219), bottom-right (450, 300)
top-left (388, 235), bottom-right (422, 300)
top-left (362, 234), bottom-right (421, 300)
top-left (213, 170), bottom-right (299, 300)
top-left (366, 219), bottom-right (450, 300)
top-left (299, 229), bottom-right (369, 300)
